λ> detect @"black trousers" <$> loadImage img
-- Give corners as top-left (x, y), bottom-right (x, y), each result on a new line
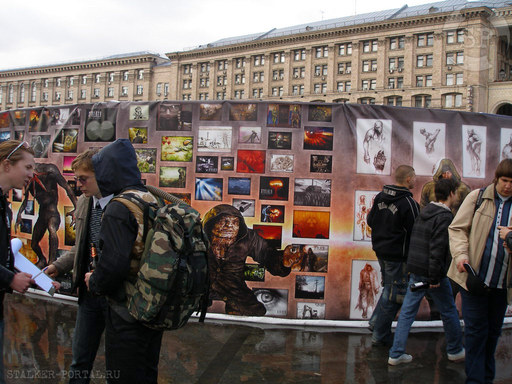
top-left (105, 306), bottom-right (163, 384)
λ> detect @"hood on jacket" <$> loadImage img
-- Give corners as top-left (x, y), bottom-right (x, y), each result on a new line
top-left (92, 139), bottom-right (143, 196)
top-left (432, 158), bottom-right (462, 182)
top-left (202, 204), bottom-right (248, 241)
top-left (420, 201), bottom-right (452, 221)
top-left (379, 185), bottom-right (413, 204)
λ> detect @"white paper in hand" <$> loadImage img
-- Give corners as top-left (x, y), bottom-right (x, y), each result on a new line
top-left (11, 238), bottom-right (55, 296)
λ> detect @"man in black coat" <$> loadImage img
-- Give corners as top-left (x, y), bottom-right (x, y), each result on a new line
top-left (367, 165), bottom-right (419, 346)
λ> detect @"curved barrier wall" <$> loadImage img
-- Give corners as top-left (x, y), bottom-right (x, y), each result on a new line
top-left (2, 101), bottom-right (512, 321)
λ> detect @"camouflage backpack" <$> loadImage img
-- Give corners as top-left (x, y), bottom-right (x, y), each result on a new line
top-left (112, 185), bottom-right (209, 331)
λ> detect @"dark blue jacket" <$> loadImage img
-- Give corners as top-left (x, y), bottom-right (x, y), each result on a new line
top-left (407, 202), bottom-right (453, 284)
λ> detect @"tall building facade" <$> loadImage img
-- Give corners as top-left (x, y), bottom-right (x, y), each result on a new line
top-left (1, 0), bottom-right (511, 114)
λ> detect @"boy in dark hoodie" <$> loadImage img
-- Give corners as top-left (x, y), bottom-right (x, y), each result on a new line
top-left (367, 165), bottom-right (419, 346)
top-left (388, 178), bottom-right (464, 365)
top-left (85, 139), bottom-right (163, 384)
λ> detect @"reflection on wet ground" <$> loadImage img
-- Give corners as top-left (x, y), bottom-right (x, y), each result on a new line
top-left (4, 293), bottom-right (512, 383)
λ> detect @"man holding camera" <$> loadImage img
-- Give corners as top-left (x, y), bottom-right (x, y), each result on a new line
top-left (388, 178), bottom-right (464, 365)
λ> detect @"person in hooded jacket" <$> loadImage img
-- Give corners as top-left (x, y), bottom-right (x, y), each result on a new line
top-left (388, 178), bottom-right (465, 365)
top-left (367, 165), bottom-right (419, 346)
top-left (202, 204), bottom-right (292, 316)
top-left (84, 139), bottom-right (163, 384)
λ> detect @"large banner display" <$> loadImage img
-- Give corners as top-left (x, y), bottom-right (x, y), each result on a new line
top-left (1, 101), bottom-right (511, 321)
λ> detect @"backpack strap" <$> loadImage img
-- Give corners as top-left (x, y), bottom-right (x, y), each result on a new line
top-left (474, 187), bottom-right (485, 214)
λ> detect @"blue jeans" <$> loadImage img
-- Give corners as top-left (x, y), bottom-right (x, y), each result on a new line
top-left (372, 260), bottom-right (408, 344)
top-left (389, 274), bottom-right (463, 358)
top-left (69, 291), bottom-right (108, 384)
top-left (460, 287), bottom-right (507, 384)
top-left (0, 319), bottom-right (5, 384)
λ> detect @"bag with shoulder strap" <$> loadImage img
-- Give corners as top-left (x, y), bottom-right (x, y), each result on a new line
top-left (112, 185), bottom-right (210, 331)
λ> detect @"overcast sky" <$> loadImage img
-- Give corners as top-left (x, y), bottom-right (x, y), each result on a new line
top-left (1, 0), bottom-right (436, 71)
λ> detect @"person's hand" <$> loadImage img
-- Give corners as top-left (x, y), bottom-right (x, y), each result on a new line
top-left (456, 257), bottom-right (469, 273)
top-left (84, 272), bottom-right (93, 290)
top-left (44, 264), bottom-right (59, 278)
top-left (10, 272), bottom-right (35, 293)
top-left (51, 281), bottom-right (61, 291)
top-left (497, 226), bottom-right (512, 241)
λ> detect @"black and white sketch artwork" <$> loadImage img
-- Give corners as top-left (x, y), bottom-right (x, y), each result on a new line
top-left (356, 119), bottom-right (392, 175)
top-left (413, 122), bottom-right (446, 176)
top-left (462, 125), bottom-right (486, 178)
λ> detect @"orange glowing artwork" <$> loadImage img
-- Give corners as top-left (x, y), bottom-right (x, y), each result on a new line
top-left (253, 224), bottom-right (282, 249)
top-left (303, 126), bottom-right (333, 151)
top-left (292, 210), bottom-right (330, 239)
top-left (236, 150), bottom-right (266, 173)
top-left (259, 176), bottom-right (289, 200)
top-left (0, 112), bottom-right (10, 128)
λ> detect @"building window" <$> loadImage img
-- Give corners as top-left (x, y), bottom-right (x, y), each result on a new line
top-left (200, 77), bottom-right (210, 88)
top-left (121, 86), bottom-right (128, 96)
top-left (55, 78), bottom-right (62, 87)
top-left (0, 88), bottom-right (2, 104)
top-left (337, 62), bottom-right (352, 74)
top-left (253, 55), bottom-right (265, 66)
top-left (314, 46), bottom-right (329, 58)
top-left (43, 79), bottom-right (49, 88)
top-left (417, 33), bottom-right (434, 47)
top-left (67, 90), bottom-right (74, 100)
top-left (292, 84), bottom-right (304, 95)
top-left (18, 84), bottom-right (25, 103)
top-left (272, 86), bottom-right (284, 96)
top-left (136, 85), bottom-right (143, 95)
top-left (416, 75), bottom-right (431, 87)
top-left (252, 72), bottom-right (264, 83)
top-left (216, 91), bottom-right (226, 100)
top-left (314, 83), bottom-right (327, 94)
top-left (292, 67), bottom-right (306, 79)
top-left (414, 95), bottom-right (432, 108)
top-left (182, 94), bottom-right (191, 101)
top-left (95, 74), bottom-right (101, 83)
top-left (389, 57), bottom-right (404, 71)
top-left (444, 93), bottom-right (463, 108)
top-left (359, 97), bottom-right (375, 104)
top-left (217, 76), bottom-right (227, 86)
top-left (447, 29), bottom-right (465, 44)
top-left (42, 91), bottom-right (48, 102)
top-left (446, 73), bottom-right (464, 86)
top-left (337, 81), bottom-right (351, 92)
top-left (386, 96), bottom-right (403, 106)
top-left (361, 79), bottom-right (376, 90)
top-left (138, 70), bottom-right (144, 80)
top-left (183, 79), bottom-right (192, 89)
top-left (362, 40), bottom-right (378, 53)
top-left (200, 62), bottom-right (211, 72)
top-left (123, 71), bottom-right (129, 81)
top-left (389, 36), bottom-right (405, 50)
top-left (234, 58), bottom-right (245, 68)
top-left (163, 83), bottom-right (169, 96)
top-left (272, 70), bottom-right (284, 81)
top-left (55, 91), bottom-right (61, 101)
top-left (338, 43), bottom-right (352, 56)
top-left (417, 54), bottom-right (433, 67)
top-left (314, 65), bottom-right (328, 77)
top-left (108, 72), bottom-right (115, 83)
top-left (446, 52), bottom-right (464, 65)
top-left (362, 60), bottom-right (377, 72)
top-left (389, 76), bottom-right (404, 90)
top-left (107, 87), bottom-right (114, 97)
top-left (199, 92), bottom-right (209, 100)
top-left (273, 52), bottom-right (285, 63)
top-left (252, 88), bottom-right (263, 98)
top-left (68, 76), bottom-right (75, 86)
top-left (388, 78), bottom-right (396, 89)
top-left (31, 82), bottom-right (36, 102)
top-left (294, 49), bottom-right (306, 61)
top-left (80, 90), bottom-right (86, 99)
top-left (217, 60), bottom-right (227, 71)
top-left (156, 83), bottom-right (162, 95)
top-left (397, 77), bottom-right (404, 89)
top-left (234, 90), bottom-right (245, 99)
top-left (235, 73), bottom-right (246, 84)
top-left (93, 88), bottom-right (100, 98)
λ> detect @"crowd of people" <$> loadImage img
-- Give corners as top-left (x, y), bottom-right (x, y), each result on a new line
top-left (0, 137), bottom-right (511, 384)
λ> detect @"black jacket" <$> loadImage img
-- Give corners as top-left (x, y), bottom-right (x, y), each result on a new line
top-left (88, 139), bottom-right (144, 304)
top-left (367, 185), bottom-right (419, 262)
top-left (0, 191), bottom-right (15, 320)
top-left (407, 202), bottom-right (453, 284)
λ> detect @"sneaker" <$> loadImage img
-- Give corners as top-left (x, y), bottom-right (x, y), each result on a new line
top-left (447, 348), bottom-right (465, 362)
top-left (388, 354), bottom-right (413, 366)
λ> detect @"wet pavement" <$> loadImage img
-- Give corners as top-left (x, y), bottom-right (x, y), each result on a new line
top-left (3, 293), bottom-right (512, 384)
